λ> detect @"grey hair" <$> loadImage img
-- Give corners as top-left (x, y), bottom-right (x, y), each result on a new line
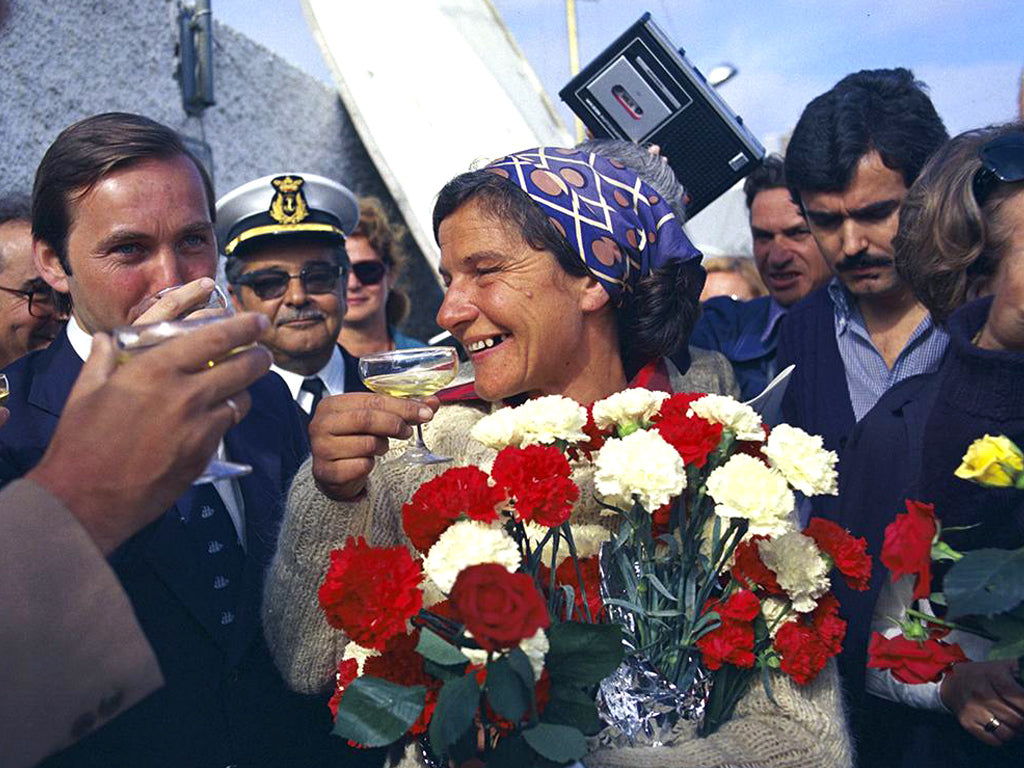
top-left (575, 138), bottom-right (688, 223)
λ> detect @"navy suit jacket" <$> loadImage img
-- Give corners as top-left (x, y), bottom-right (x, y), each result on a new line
top-left (1, 331), bottom-right (380, 768)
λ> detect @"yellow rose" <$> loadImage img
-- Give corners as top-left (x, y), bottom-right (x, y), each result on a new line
top-left (954, 434), bottom-right (1024, 487)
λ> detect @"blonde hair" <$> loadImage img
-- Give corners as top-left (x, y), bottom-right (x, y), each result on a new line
top-left (702, 256), bottom-right (767, 299)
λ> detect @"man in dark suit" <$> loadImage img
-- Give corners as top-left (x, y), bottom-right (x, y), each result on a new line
top-left (220, 173), bottom-right (368, 420)
top-left (2, 112), bottom-right (378, 767)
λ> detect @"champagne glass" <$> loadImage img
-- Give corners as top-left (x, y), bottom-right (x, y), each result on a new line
top-left (359, 347), bottom-right (459, 465)
top-left (113, 283), bottom-right (252, 484)
top-left (0, 374), bottom-right (9, 407)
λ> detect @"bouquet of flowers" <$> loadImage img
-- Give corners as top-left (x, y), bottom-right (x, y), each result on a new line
top-left (567, 390), bottom-right (871, 739)
top-left (318, 395), bottom-right (625, 767)
top-left (868, 434), bottom-right (1024, 689)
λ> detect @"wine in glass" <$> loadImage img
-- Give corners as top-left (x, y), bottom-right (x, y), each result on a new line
top-left (359, 347), bottom-right (459, 465)
top-left (0, 374), bottom-right (9, 407)
top-left (113, 283), bottom-right (252, 484)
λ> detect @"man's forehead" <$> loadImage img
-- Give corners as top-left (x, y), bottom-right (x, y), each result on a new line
top-left (751, 188), bottom-right (804, 225)
top-left (802, 153), bottom-right (908, 213)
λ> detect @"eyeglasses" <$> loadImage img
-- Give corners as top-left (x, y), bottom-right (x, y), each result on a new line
top-left (972, 132), bottom-right (1024, 206)
top-left (0, 282), bottom-right (70, 318)
top-left (233, 263), bottom-right (343, 301)
top-left (350, 260), bottom-right (387, 286)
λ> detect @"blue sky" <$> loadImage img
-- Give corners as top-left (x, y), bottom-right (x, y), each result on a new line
top-left (218, 0), bottom-right (1023, 144)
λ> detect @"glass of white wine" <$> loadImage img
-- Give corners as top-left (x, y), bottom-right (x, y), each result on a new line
top-left (0, 373), bottom-right (9, 407)
top-left (113, 284), bottom-right (252, 484)
top-left (359, 346), bottom-right (459, 465)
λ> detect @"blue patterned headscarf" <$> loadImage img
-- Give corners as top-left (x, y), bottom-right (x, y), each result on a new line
top-left (484, 147), bottom-right (703, 304)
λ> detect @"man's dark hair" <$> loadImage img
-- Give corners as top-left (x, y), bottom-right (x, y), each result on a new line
top-left (784, 68), bottom-right (949, 205)
top-left (31, 112), bottom-right (216, 275)
top-left (743, 154), bottom-right (786, 209)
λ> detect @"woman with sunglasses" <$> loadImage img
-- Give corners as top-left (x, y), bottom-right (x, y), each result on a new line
top-left (851, 123), bottom-right (1024, 768)
top-left (340, 197), bottom-right (425, 357)
top-left (263, 146), bottom-right (854, 768)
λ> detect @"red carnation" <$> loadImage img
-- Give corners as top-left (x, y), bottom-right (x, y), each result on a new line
top-left (491, 446), bottom-right (579, 528)
top-left (719, 590), bottom-right (762, 622)
top-left (653, 393), bottom-right (723, 468)
top-left (867, 632), bottom-right (967, 684)
top-left (327, 657), bottom-right (360, 719)
top-left (363, 630), bottom-right (439, 735)
top-left (651, 502), bottom-right (673, 538)
top-left (568, 405), bottom-right (609, 461)
top-left (731, 536), bottom-right (782, 594)
top-left (402, 467), bottom-right (504, 552)
top-left (554, 555), bottom-right (605, 621)
top-left (881, 500), bottom-right (938, 600)
top-left (774, 621), bottom-right (830, 685)
top-left (318, 537), bottom-right (424, 650)
top-left (697, 593), bottom-right (759, 670)
top-left (804, 517), bottom-right (872, 592)
top-left (450, 563), bottom-right (550, 651)
top-left (810, 595), bottom-right (847, 656)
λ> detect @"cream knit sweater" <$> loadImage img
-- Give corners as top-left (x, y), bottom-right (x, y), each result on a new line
top-left (262, 404), bottom-right (853, 768)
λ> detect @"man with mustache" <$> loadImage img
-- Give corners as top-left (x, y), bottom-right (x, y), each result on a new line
top-left (221, 173), bottom-right (368, 418)
top-left (777, 68), bottom-right (950, 474)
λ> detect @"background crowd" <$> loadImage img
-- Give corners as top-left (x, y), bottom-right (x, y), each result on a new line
top-left (0, 15), bottom-right (1022, 768)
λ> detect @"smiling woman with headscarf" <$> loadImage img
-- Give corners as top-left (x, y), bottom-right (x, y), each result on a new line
top-left (262, 147), bottom-right (852, 768)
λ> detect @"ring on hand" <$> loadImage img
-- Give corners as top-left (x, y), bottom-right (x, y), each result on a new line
top-left (984, 716), bottom-right (1002, 733)
top-left (225, 397), bottom-right (241, 425)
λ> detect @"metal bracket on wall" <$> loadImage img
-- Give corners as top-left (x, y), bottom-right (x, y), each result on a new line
top-left (177, 0), bottom-right (215, 116)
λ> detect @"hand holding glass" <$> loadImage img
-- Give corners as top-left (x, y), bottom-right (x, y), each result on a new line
top-left (359, 347), bottom-right (458, 464)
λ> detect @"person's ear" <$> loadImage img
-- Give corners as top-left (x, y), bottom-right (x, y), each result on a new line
top-left (227, 284), bottom-right (246, 314)
top-left (34, 239), bottom-right (70, 293)
top-left (579, 276), bottom-right (611, 314)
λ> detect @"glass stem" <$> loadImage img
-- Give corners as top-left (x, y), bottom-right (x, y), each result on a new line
top-left (414, 422), bottom-right (428, 450)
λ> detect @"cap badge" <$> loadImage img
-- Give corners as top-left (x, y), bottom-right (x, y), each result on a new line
top-left (268, 175), bottom-right (310, 225)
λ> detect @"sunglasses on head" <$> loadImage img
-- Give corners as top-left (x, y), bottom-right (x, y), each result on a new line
top-left (349, 260), bottom-right (387, 286)
top-left (972, 131), bottom-right (1024, 206)
top-left (234, 262), bottom-right (342, 301)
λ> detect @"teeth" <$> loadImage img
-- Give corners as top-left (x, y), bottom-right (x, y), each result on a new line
top-left (467, 335), bottom-right (505, 353)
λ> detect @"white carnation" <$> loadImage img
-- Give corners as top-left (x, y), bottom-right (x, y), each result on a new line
top-left (423, 520), bottom-right (521, 593)
top-left (514, 396), bottom-right (589, 446)
top-left (520, 628), bottom-right (549, 680)
top-left (594, 429), bottom-right (686, 511)
top-left (757, 532), bottom-right (830, 613)
top-left (592, 388), bottom-right (670, 431)
top-left (706, 454), bottom-right (795, 537)
top-left (759, 596), bottom-right (791, 638)
top-left (470, 407), bottom-right (522, 450)
top-left (524, 522), bottom-right (611, 566)
top-left (341, 642), bottom-right (380, 675)
top-left (763, 423), bottom-right (839, 496)
top-left (689, 394), bottom-right (765, 442)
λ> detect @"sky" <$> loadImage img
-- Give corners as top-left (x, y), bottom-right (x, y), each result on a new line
top-left (216, 0), bottom-right (1023, 148)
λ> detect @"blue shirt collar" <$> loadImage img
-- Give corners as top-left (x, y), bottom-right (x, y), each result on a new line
top-left (759, 297), bottom-right (788, 346)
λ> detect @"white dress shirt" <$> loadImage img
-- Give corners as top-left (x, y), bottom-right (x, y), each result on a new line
top-left (65, 316), bottom-right (247, 548)
top-left (271, 344), bottom-right (349, 414)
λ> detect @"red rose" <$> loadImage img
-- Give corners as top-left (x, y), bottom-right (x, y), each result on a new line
top-left (731, 536), bottom-right (782, 594)
top-left (774, 621), bottom-right (830, 685)
top-left (491, 446), bottom-right (579, 528)
top-left (363, 630), bottom-right (439, 735)
top-left (867, 632), bottom-right (967, 684)
top-left (327, 657), bottom-right (359, 719)
top-left (449, 563), bottom-right (550, 651)
top-left (804, 517), bottom-right (872, 592)
top-left (402, 467), bottom-right (504, 552)
top-left (318, 537), bottom-right (424, 650)
top-left (881, 500), bottom-right (937, 600)
top-left (554, 555), bottom-right (605, 621)
top-left (653, 393), bottom-right (723, 468)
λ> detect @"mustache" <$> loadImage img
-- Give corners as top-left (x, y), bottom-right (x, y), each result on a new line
top-left (835, 251), bottom-right (893, 272)
top-left (276, 307), bottom-right (325, 325)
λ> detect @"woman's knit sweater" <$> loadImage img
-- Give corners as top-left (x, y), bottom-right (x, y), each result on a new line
top-left (262, 404), bottom-right (852, 768)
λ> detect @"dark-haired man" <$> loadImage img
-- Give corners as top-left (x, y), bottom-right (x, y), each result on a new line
top-left (0, 113), bottom-right (376, 768)
top-left (688, 155), bottom-right (831, 400)
top-left (219, 173), bottom-right (367, 417)
top-left (778, 67), bottom-right (950, 463)
top-left (0, 204), bottom-right (67, 367)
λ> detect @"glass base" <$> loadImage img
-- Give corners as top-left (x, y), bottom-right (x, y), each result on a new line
top-left (194, 459), bottom-right (253, 485)
top-left (400, 445), bottom-right (454, 465)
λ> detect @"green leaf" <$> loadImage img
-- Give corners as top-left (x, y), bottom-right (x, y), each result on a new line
top-left (644, 573), bottom-right (679, 602)
top-left (522, 723), bottom-right (587, 763)
top-left (486, 657), bottom-right (531, 723)
top-left (423, 659), bottom-right (465, 682)
top-left (427, 673), bottom-right (480, 757)
top-left (977, 611), bottom-right (1024, 660)
top-left (944, 548), bottom-right (1024, 619)
top-left (489, 735), bottom-right (530, 768)
top-left (545, 621), bottom-right (623, 684)
top-left (507, 647), bottom-right (538, 698)
top-left (543, 684), bottom-right (603, 735)
top-left (416, 627), bottom-right (470, 666)
top-left (332, 676), bottom-right (425, 747)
